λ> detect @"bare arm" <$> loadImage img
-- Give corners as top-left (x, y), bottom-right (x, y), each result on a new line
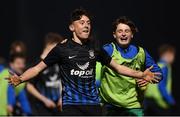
top-left (20, 61), bottom-right (47, 81)
top-left (109, 59), bottom-right (144, 78)
top-left (109, 59), bottom-right (161, 83)
top-left (7, 61), bottom-right (47, 86)
top-left (57, 79), bottom-right (63, 111)
top-left (26, 83), bottom-right (56, 108)
top-left (26, 83), bottom-right (48, 103)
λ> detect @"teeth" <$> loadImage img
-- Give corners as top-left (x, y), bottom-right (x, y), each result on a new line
top-left (121, 38), bottom-right (127, 40)
top-left (83, 30), bottom-right (88, 33)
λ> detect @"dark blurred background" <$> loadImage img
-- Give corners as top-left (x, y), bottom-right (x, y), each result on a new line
top-left (1, 0), bottom-right (179, 114)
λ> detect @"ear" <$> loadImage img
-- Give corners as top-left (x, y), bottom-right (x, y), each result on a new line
top-left (113, 32), bottom-right (116, 38)
top-left (69, 24), bottom-right (74, 31)
top-left (131, 34), bottom-right (133, 38)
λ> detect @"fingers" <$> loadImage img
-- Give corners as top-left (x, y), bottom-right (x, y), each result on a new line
top-left (151, 73), bottom-right (162, 83)
top-left (51, 103), bottom-right (56, 108)
top-left (5, 77), bottom-right (13, 84)
top-left (154, 72), bottom-right (162, 76)
top-left (137, 79), bottom-right (149, 87)
top-left (144, 77), bottom-right (153, 83)
top-left (57, 102), bottom-right (62, 111)
top-left (154, 76), bottom-right (161, 80)
top-left (139, 82), bottom-right (148, 87)
top-left (144, 75), bottom-right (158, 83)
top-left (5, 75), bottom-right (20, 87)
top-left (137, 80), bottom-right (146, 85)
top-left (136, 79), bottom-right (144, 83)
top-left (143, 70), bottom-right (162, 84)
top-left (4, 77), bottom-right (10, 80)
top-left (147, 65), bottom-right (154, 71)
top-left (152, 78), bottom-right (159, 83)
top-left (57, 103), bottom-right (62, 108)
top-left (57, 105), bottom-right (62, 112)
top-left (45, 99), bottom-right (56, 108)
top-left (138, 80), bottom-right (147, 85)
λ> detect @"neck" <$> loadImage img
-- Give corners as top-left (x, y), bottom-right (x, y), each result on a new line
top-left (116, 42), bottom-right (129, 49)
top-left (72, 33), bottom-right (88, 45)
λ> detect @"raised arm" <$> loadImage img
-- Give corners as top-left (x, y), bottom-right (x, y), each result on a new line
top-left (7, 61), bottom-right (47, 86)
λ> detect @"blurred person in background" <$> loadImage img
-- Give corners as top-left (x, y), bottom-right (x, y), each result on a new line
top-left (145, 44), bottom-right (176, 115)
top-left (0, 57), bottom-right (7, 67)
top-left (0, 40), bottom-right (27, 115)
top-left (0, 62), bottom-right (9, 115)
top-left (26, 32), bottom-right (64, 115)
top-left (7, 53), bottom-right (32, 116)
top-left (10, 40), bottom-right (27, 55)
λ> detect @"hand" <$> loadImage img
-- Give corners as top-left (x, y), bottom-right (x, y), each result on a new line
top-left (43, 98), bottom-right (56, 109)
top-left (136, 79), bottom-right (149, 87)
top-left (57, 98), bottom-right (62, 112)
top-left (5, 70), bottom-right (22, 87)
top-left (7, 105), bottom-right (13, 114)
top-left (143, 66), bottom-right (162, 83)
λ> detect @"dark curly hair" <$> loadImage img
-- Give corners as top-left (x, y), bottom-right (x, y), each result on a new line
top-left (70, 7), bottom-right (92, 24)
top-left (112, 16), bottom-right (138, 34)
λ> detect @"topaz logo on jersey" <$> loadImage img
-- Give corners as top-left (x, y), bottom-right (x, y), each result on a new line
top-left (68, 55), bottom-right (77, 59)
top-left (70, 68), bottom-right (93, 77)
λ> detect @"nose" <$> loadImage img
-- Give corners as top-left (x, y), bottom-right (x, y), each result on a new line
top-left (84, 22), bottom-right (89, 28)
top-left (122, 32), bottom-right (126, 36)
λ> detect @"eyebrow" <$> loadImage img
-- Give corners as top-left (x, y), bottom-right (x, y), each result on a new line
top-left (79, 18), bottom-right (90, 22)
top-left (117, 29), bottom-right (131, 31)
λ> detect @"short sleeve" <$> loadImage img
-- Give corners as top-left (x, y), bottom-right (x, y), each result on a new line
top-left (97, 47), bottom-right (112, 66)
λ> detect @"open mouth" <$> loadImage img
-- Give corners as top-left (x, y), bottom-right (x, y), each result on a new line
top-left (120, 37), bottom-right (128, 41)
top-left (82, 30), bottom-right (89, 33)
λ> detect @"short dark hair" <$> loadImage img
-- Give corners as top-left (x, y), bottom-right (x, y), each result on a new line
top-left (9, 53), bottom-right (26, 63)
top-left (112, 16), bottom-right (138, 34)
top-left (70, 8), bottom-right (91, 24)
top-left (158, 44), bottom-right (176, 56)
top-left (10, 40), bottom-right (27, 55)
top-left (44, 32), bottom-right (64, 46)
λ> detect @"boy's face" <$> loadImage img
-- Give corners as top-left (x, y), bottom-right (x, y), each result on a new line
top-left (113, 23), bottom-right (133, 48)
top-left (70, 15), bottom-right (91, 40)
top-left (163, 51), bottom-right (175, 64)
top-left (10, 57), bottom-right (26, 74)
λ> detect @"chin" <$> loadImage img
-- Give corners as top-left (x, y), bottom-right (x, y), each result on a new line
top-left (119, 43), bottom-right (129, 47)
top-left (81, 36), bottom-right (89, 40)
top-left (80, 37), bottom-right (88, 40)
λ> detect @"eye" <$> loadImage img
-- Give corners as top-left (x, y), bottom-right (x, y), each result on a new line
top-left (87, 22), bottom-right (90, 25)
top-left (79, 21), bottom-right (84, 25)
top-left (125, 29), bottom-right (131, 33)
top-left (118, 30), bottom-right (123, 33)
